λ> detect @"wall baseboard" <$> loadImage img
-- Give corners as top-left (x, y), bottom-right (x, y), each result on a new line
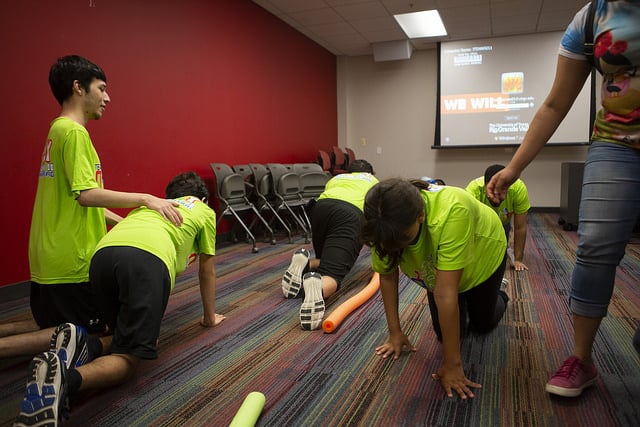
top-left (530, 207), bottom-right (559, 213)
top-left (0, 232), bottom-right (239, 304)
top-left (0, 280), bottom-right (29, 304)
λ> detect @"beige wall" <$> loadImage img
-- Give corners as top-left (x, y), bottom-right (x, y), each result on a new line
top-left (337, 49), bottom-right (590, 207)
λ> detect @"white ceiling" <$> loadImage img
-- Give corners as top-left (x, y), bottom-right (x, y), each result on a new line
top-left (252, 0), bottom-right (589, 56)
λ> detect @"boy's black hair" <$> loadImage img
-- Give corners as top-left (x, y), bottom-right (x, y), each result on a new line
top-left (348, 159), bottom-right (374, 174)
top-left (165, 171), bottom-right (209, 201)
top-left (49, 55), bottom-right (107, 105)
top-left (484, 164), bottom-right (505, 184)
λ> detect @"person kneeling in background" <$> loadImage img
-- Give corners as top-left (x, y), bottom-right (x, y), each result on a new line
top-left (281, 159), bottom-right (378, 330)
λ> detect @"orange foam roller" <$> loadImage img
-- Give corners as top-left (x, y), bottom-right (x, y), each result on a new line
top-left (322, 273), bottom-right (380, 333)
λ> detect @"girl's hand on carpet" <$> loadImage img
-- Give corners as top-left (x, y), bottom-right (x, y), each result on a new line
top-left (375, 333), bottom-right (417, 360)
top-left (200, 313), bottom-right (226, 327)
top-left (513, 261), bottom-right (528, 271)
top-left (431, 364), bottom-right (481, 399)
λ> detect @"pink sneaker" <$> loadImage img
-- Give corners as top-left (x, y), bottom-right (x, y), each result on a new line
top-left (545, 355), bottom-right (598, 397)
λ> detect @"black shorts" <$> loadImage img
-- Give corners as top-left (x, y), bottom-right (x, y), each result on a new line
top-left (30, 282), bottom-right (106, 334)
top-left (427, 253), bottom-right (508, 339)
top-left (90, 246), bottom-right (171, 360)
top-left (311, 198), bottom-right (364, 287)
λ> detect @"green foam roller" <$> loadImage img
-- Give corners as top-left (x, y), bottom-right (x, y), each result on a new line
top-left (229, 392), bottom-right (266, 427)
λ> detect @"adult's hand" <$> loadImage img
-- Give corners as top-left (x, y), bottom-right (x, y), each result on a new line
top-left (485, 167), bottom-right (519, 205)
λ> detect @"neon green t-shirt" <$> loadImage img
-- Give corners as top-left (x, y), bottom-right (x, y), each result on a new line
top-left (29, 117), bottom-right (105, 284)
top-left (465, 177), bottom-right (530, 225)
top-left (317, 172), bottom-right (379, 211)
top-left (94, 196), bottom-right (216, 288)
top-left (371, 185), bottom-right (506, 293)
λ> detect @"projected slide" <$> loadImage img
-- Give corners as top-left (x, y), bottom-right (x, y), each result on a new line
top-left (437, 32), bottom-right (592, 147)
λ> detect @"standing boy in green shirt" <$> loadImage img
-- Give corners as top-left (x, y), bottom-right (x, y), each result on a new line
top-left (0, 55), bottom-right (181, 359)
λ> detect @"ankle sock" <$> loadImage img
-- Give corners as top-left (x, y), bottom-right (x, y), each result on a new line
top-left (498, 290), bottom-right (510, 304)
top-left (87, 335), bottom-right (103, 359)
top-left (66, 368), bottom-right (83, 395)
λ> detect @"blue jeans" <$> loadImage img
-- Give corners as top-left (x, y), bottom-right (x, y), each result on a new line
top-left (570, 142), bottom-right (640, 317)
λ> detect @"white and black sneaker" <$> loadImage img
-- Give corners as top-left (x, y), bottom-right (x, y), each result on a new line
top-left (50, 323), bottom-right (91, 370)
top-left (15, 351), bottom-right (67, 427)
top-left (299, 272), bottom-right (325, 331)
top-left (282, 248), bottom-right (310, 298)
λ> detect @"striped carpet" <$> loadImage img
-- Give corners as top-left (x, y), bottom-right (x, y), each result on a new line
top-left (0, 212), bottom-right (638, 426)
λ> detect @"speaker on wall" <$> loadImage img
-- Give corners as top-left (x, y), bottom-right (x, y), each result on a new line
top-left (372, 39), bottom-right (413, 62)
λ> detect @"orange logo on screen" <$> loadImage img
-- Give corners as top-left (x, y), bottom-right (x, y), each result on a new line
top-left (501, 72), bottom-right (524, 94)
top-left (441, 92), bottom-right (509, 114)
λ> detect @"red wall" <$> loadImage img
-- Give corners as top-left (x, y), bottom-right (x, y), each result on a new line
top-left (0, 0), bottom-right (337, 287)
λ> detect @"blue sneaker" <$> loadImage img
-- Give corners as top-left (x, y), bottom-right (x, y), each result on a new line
top-left (15, 351), bottom-right (67, 427)
top-left (50, 323), bottom-right (91, 370)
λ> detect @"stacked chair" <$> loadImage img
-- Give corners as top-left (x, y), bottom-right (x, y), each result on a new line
top-left (292, 163), bottom-right (330, 203)
top-left (229, 163), bottom-right (285, 244)
top-left (210, 163), bottom-right (275, 253)
top-left (330, 146), bottom-right (348, 175)
top-left (344, 147), bottom-right (356, 168)
top-left (265, 163), bottom-right (311, 243)
top-left (239, 163), bottom-right (293, 243)
top-left (211, 161), bottom-right (332, 249)
top-left (316, 149), bottom-right (332, 174)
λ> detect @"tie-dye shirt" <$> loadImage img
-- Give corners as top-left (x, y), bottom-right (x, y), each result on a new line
top-left (560, 0), bottom-right (640, 147)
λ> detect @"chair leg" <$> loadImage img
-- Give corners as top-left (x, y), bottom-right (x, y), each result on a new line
top-left (297, 206), bottom-right (312, 243)
top-left (227, 208), bottom-right (258, 253)
top-left (280, 201), bottom-right (310, 241)
top-left (261, 198), bottom-right (292, 243)
top-left (250, 204), bottom-right (276, 245)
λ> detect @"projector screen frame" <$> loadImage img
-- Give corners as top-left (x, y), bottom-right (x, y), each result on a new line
top-left (433, 33), bottom-right (596, 150)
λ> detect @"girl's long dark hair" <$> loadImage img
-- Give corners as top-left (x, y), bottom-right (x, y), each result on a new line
top-left (362, 178), bottom-right (427, 266)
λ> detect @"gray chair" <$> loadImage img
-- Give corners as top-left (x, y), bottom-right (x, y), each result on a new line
top-left (293, 163), bottom-right (330, 202)
top-left (247, 163), bottom-right (293, 243)
top-left (266, 163), bottom-right (311, 242)
top-left (210, 163), bottom-right (275, 252)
